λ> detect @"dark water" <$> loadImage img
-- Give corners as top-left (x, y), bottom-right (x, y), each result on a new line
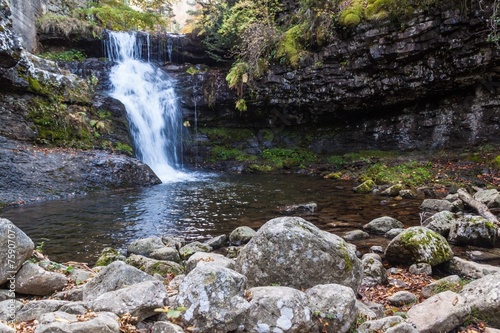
top-left (1, 173), bottom-right (425, 264)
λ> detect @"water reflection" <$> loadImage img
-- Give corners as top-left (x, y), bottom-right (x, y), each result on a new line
top-left (1, 173), bottom-right (423, 264)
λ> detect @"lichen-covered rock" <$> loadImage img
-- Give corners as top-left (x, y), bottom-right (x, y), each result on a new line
top-left (242, 286), bottom-right (314, 333)
top-left (421, 275), bottom-right (462, 298)
top-left (0, 218), bottom-right (34, 284)
top-left (409, 262), bottom-right (432, 275)
top-left (422, 211), bottom-right (457, 237)
top-left (14, 300), bottom-right (71, 322)
top-left (459, 273), bottom-right (500, 328)
top-left (178, 241), bottom-right (212, 260)
top-left (448, 215), bottom-right (497, 247)
top-left (89, 280), bottom-right (168, 322)
top-left (15, 262), bottom-right (68, 296)
top-left (127, 236), bottom-right (166, 257)
top-left (125, 254), bottom-right (183, 276)
top-left (420, 199), bottom-right (457, 212)
top-left (354, 180), bottom-right (376, 194)
top-left (306, 284), bottom-right (358, 333)
top-left (185, 252), bottom-right (235, 274)
top-left (235, 216), bottom-right (362, 291)
top-left (83, 261), bottom-right (155, 302)
top-left (35, 311), bottom-right (120, 333)
top-left (94, 247), bottom-right (125, 267)
top-left (361, 256), bottom-right (388, 287)
top-left (358, 316), bottom-right (414, 333)
top-left (381, 184), bottom-right (405, 197)
top-left (0, 0), bottom-right (22, 69)
top-left (384, 226), bottom-right (454, 266)
top-left (175, 265), bottom-right (249, 332)
top-left (408, 291), bottom-right (469, 333)
top-left (363, 216), bottom-right (404, 235)
top-left (473, 189), bottom-right (500, 208)
top-left (229, 226), bottom-right (256, 246)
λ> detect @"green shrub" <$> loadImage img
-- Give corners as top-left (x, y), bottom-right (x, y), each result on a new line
top-left (39, 50), bottom-right (87, 61)
top-left (262, 148), bottom-right (317, 168)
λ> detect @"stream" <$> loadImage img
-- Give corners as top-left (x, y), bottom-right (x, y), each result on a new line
top-left (1, 173), bottom-right (424, 264)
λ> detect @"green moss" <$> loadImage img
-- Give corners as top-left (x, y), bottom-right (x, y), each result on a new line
top-left (209, 146), bottom-right (254, 162)
top-left (246, 163), bottom-right (276, 172)
top-left (114, 142), bottom-right (133, 156)
top-left (324, 172), bottom-right (343, 180)
top-left (94, 247), bottom-right (121, 266)
top-left (337, 243), bottom-right (354, 271)
top-left (363, 161), bottom-right (433, 186)
top-left (39, 50), bottom-right (87, 61)
top-left (492, 155), bottom-right (500, 169)
top-left (339, 0), bottom-right (365, 27)
top-left (354, 179), bottom-right (376, 193)
top-left (277, 24), bottom-right (306, 67)
top-left (200, 128), bottom-right (254, 145)
top-left (261, 148), bottom-right (317, 169)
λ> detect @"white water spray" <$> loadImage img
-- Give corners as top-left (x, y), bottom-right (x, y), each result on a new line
top-left (106, 31), bottom-right (189, 182)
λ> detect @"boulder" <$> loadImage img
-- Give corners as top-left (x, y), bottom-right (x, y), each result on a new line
top-left (421, 275), bottom-right (462, 298)
top-left (473, 189), bottom-right (500, 208)
top-left (459, 273), bottom-right (500, 328)
top-left (448, 215), bottom-right (497, 247)
top-left (407, 291), bottom-right (469, 333)
top-left (420, 199), bottom-right (457, 212)
top-left (204, 234), bottom-right (228, 250)
top-left (358, 316), bottom-right (415, 333)
top-left (161, 236), bottom-right (185, 250)
top-left (178, 242), bottom-right (212, 260)
top-left (0, 299), bottom-right (23, 322)
top-left (243, 286), bottom-right (314, 333)
top-left (384, 226), bottom-right (454, 266)
top-left (443, 257), bottom-right (500, 278)
top-left (422, 211), bottom-right (456, 237)
top-left (89, 280), bottom-right (168, 322)
top-left (53, 284), bottom-right (84, 301)
top-left (363, 216), bottom-right (404, 235)
top-left (361, 256), bottom-right (388, 286)
top-left (175, 265), bottom-right (249, 332)
top-left (408, 263), bottom-right (432, 275)
top-left (306, 284), bottom-right (358, 333)
top-left (125, 254), bottom-right (183, 276)
top-left (229, 226), bottom-right (256, 246)
top-left (35, 311), bottom-right (120, 333)
top-left (0, 218), bottom-right (34, 284)
top-left (94, 247), bottom-right (125, 267)
top-left (127, 236), bottom-right (166, 257)
top-left (0, 322), bottom-right (14, 333)
top-left (15, 262), bottom-right (68, 296)
top-left (381, 184), bottom-right (405, 197)
top-left (343, 229), bottom-right (370, 241)
top-left (150, 247), bottom-right (181, 263)
top-left (82, 261), bottom-right (155, 302)
top-left (235, 216), bottom-right (362, 291)
top-left (385, 228), bottom-right (404, 239)
top-left (185, 252), bottom-right (235, 274)
top-left (15, 300), bottom-right (70, 322)
top-left (387, 291), bottom-right (417, 306)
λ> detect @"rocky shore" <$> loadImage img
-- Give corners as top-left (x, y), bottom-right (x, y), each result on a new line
top-left (1, 187), bottom-right (500, 333)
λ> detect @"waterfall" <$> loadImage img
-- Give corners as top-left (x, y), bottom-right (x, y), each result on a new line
top-left (105, 31), bottom-right (188, 182)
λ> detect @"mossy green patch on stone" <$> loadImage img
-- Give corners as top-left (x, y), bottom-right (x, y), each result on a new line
top-left (354, 179), bottom-right (376, 194)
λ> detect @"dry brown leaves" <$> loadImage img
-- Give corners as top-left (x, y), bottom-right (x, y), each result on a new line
top-left (358, 267), bottom-right (435, 312)
top-left (9, 320), bottom-right (37, 333)
top-left (118, 313), bottom-right (139, 333)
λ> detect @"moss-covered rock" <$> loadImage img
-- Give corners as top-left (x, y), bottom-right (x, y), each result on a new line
top-left (94, 247), bottom-right (124, 267)
top-left (385, 226), bottom-right (454, 266)
top-left (448, 215), bottom-right (497, 247)
top-left (126, 254), bottom-right (183, 276)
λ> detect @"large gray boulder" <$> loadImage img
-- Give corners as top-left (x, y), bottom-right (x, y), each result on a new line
top-left (235, 217), bottom-right (362, 291)
top-left (0, 299), bottom-right (23, 322)
top-left (443, 257), bottom-right (500, 279)
top-left (363, 216), bottom-right (404, 235)
top-left (175, 265), bottom-right (249, 332)
top-left (35, 311), bottom-right (120, 333)
top-left (420, 199), bottom-right (458, 212)
top-left (179, 241), bottom-right (212, 260)
top-left (127, 236), bottom-right (165, 257)
top-left (243, 286), bottom-right (314, 333)
top-left (473, 189), bottom-right (500, 208)
top-left (0, 218), bottom-right (34, 284)
top-left (407, 291), bottom-right (469, 333)
top-left (459, 273), bottom-right (500, 328)
top-left (384, 226), bottom-right (454, 266)
top-left (306, 284), bottom-right (358, 333)
top-left (89, 280), bottom-right (168, 322)
top-left (422, 211), bottom-right (457, 237)
top-left (448, 215), bottom-right (497, 247)
top-left (15, 262), bottom-right (68, 296)
top-left (82, 261), bottom-right (155, 302)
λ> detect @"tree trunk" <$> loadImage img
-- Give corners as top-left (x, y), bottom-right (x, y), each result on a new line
top-left (457, 188), bottom-right (500, 227)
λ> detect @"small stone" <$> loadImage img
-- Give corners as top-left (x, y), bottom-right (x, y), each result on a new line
top-left (229, 226), bottom-right (256, 246)
top-left (343, 229), bottom-right (370, 241)
top-left (387, 291), bottom-right (417, 306)
top-left (409, 263), bottom-right (432, 275)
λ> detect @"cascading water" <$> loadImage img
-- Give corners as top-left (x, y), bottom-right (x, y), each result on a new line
top-left (105, 31), bottom-right (189, 182)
